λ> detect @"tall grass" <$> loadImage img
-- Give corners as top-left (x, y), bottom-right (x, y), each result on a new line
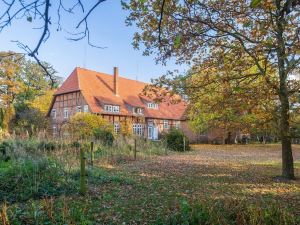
top-left (95, 136), bottom-right (168, 164)
top-left (156, 199), bottom-right (299, 225)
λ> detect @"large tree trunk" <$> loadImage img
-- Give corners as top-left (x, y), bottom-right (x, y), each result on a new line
top-left (275, 1), bottom-right (295, 179)
top-left (278, 78), bottom-right (295, 179)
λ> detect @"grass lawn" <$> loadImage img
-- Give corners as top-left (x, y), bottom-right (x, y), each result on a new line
top-left (1, 144), bottom-right (300, 224)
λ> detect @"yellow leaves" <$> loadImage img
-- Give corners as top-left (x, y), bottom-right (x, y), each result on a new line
top-left (29, 90), bottom-right (55, 114)
top-left (67, 113), bottom-right (112, 139)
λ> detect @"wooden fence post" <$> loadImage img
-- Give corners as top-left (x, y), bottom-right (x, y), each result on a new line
top-left (90, 141), bottom-right (94, 167)
top-left (80, 148), bottom-right (87, 195)
top-left (134, 139), bottom-right (137, 160)
top-left (183, 137), bottom-right (186, 152)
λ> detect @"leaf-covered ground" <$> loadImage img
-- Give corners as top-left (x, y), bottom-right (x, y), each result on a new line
top-left (3, 144), bottom-right (300, 224)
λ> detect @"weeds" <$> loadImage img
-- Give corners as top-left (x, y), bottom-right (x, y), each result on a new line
top-left (157, 199), bottom-right (298, 225)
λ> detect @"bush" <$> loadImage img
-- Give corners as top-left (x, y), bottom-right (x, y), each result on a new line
top-left (0, 159), bottom-right (76, 203)
top-left (163, 129), bottom-right (190, 151)
top-left (67, 113), bottom-right (113, 139)
top-left (0, 140), bottom-right (13, 161)
top-left (93, 128), bottom-right (114, 146)
top-left (37, 140), bottom-right (56, 151)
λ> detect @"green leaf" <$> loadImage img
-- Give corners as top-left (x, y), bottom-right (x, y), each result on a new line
top-left (233, 87), bottom-right (242, 92)
top-left (174, 34), bottom-right (182, 49)
top-left (250, 0), bottom-right (262, 8)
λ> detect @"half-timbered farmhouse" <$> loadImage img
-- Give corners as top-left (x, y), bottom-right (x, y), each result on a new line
top-left (47, 67), bottom-right (197, 140)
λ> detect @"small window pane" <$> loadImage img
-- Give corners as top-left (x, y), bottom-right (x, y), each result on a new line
top-left (114, 123), bottom-right (120, 134)
top-left (163, 120), bottom-right (169, 129)
top-left (83, 105), bottom-right (89, 112)
top-left (63, 108), bottom-right (68, 119)
top-left (51, 109), bottom-right (56, 119)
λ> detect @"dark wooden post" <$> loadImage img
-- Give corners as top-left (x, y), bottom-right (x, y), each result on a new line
top-left (90, 141), bottom-right (94, 167)
top-left (80, 148), bottom-right (87, 195)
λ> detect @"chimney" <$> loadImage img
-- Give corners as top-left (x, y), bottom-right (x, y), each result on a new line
top-left (113, 67), bottom-right (119, 96)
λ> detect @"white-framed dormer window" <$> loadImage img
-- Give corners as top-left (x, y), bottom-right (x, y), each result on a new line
top-left (113, 105), bottom-right (120, 113)
top-left (63, 108), bottom-right (68, 119)
top-left (114, 123), bottom-right (120, 134)
top-left (104, 105), bottom-right (120, 113)
top-left (147, 102), bottom-right (158, 109)
top-left (163, 120), bottom-right (169, 129)
top-left (175, 121), bottom-right (181, 129)
top-left (133, 107), bottom-right (144, 115)
top-left (138, 108), bottom-right (143, 114)
top-left (51, 109), bottom-right (56, 119)
top-left (83, 105), bottom-right (89, 113)
top-left (76, 106), bottom-right (82, 113)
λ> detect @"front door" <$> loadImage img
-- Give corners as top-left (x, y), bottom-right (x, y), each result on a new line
top-left (148, 125), bottom-right (153, 139)
top-left (153, 126), bottom-right (158, 140)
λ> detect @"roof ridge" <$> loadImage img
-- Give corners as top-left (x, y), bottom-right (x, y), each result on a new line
top-left (76, 67), bottom-right (149, 85)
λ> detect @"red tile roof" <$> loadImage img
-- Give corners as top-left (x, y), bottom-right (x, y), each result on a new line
top-left (54, 67), bottom-right (187, 120)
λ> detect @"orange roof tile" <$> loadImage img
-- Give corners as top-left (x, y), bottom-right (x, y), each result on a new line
top-left (54, 67), bottom-right (187, 120)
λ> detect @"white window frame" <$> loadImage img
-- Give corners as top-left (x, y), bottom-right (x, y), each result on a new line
top-left (133, 123), bottom-right (144, 136)
top-left (113, 105), bottom-right (120, 113)
top-left (137, 108), bottom-right (143, 114)
top-left (83, 105), bottom-right (89, 113)
top-left (76, 106), bottom-right (82, 113)
top-left (114, 123), bottom-right (120, 134)
top-left (63, 108), bottom-right (68, 119)
top-left (51, 109), bottom-right (56, 119)
top-left (147, 102), bottom-right (158, 109)
top-left (163, 120), bottom-right (169, 129)
top-left (104, 105), bottom-right (112, 112)
top-left (104, 105), bottom-right (120, 113)
top-left (133, 107), bottom-right (143, 115)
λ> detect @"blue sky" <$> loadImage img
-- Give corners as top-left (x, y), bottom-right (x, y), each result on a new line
top-left (0, 1), bottom-right (186, 82)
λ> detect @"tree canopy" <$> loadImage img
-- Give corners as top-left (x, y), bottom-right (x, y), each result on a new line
top-left (0, 52), bottom-right (58, 133)
top-left (124, 0), bottom-right (300, 179)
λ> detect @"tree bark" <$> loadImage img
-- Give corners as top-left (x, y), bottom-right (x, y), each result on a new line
top-left (278, 77), bottom-right (295, 179)
top-left (275, 1), bottom-right (295, 179)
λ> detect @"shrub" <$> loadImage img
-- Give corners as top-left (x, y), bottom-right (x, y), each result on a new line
top-left (93, 128), bottom-right (114, 146)
top-left (37, 140), bottom-right (56, 151)
top-left (163, 129), bottom-right (190, 151)
top-left (67, 113), bottom-right (113, 139)
top-left (0, 159), bottom-right (76, 203)
top-left (0, 140), bottom-right (13, 161)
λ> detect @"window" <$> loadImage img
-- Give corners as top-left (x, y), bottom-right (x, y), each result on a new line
top-left (83, 105), bottom-right (89, 113)
top-left (114, 123), bottom-right (120, 134)
top-left (113, 105), bottom-right (120, 113)
top-left (133, 107), bottom-right (143, 115)
top-left (63, 108), bottom-right (68, 119)
top-left (163, 120), bottom-right (169, 129)
top-left (104, 105), bottom-right (120, 113)
top-left (147, 102), bottom-right (158, 109)
top-left (175, 121), bottom-right (181, 129)
top-left (104, 105), bottom-right (112, 112)
top-left (51, 109), bottom-right (56, 119)
top-left (133, 124), bottom-right (144, 136)
top-left (76, 106), bottom-right (82, 113)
